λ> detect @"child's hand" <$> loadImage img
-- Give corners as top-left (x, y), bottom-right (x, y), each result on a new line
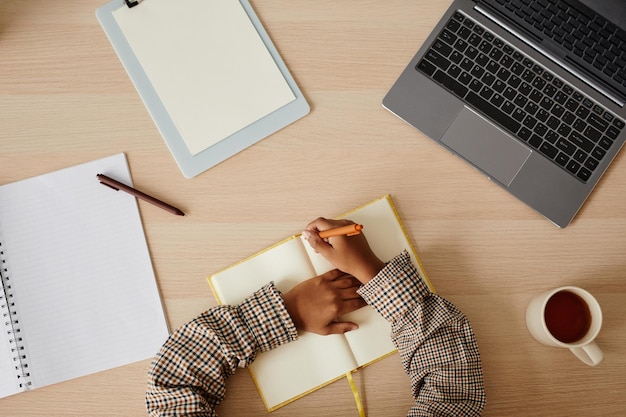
top-left (303, 218), bottom-right (385, 284)
top-left (282, 269), bottom-right (366, 335)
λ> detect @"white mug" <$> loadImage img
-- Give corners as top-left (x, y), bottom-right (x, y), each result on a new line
top-left (526, 286), bottom-right (603, 366)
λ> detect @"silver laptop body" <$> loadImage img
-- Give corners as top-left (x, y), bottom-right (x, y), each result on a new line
top-left (384, 0), bottom-right (626, 227)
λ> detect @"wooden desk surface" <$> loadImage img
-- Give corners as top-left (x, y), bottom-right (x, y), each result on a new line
top-left (1, 1), bottom-right (625, 416)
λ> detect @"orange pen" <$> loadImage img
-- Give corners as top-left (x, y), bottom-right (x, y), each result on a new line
top-left (318, 224), bottom-right (363, 239)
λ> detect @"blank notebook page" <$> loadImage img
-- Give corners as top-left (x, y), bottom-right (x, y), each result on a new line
top-left (112, 0), bottom-right (296, 156)
top-left (0, 153), bottom-right (169, 390)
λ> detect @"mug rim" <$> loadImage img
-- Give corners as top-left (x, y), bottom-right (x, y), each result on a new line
top-left (539, 286), bottom-right (603, 348)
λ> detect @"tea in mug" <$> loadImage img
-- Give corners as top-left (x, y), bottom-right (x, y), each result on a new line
top-left (544, 290), bottom-right (591, 343)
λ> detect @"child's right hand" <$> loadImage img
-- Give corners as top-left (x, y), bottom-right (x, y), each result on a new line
top-left (303, 217), bottom-right (386, 284)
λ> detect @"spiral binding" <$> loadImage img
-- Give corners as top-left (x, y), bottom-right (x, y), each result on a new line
top-left (0, 241), bottom-right (32, 390)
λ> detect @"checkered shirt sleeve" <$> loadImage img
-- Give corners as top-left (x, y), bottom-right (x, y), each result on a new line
top-left (146, 282), bottom-right (297, 417)
top-left (358, 251), bottom-right (486, 416)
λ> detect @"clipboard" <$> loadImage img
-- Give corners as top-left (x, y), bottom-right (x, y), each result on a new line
top-left (97, 0), bottom-right (310, 178)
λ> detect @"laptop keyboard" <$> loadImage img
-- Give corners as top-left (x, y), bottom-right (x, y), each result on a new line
top-left (417, 11), bottom-right (625, 183)
top-left (478, 0), bottom-right (626, 101)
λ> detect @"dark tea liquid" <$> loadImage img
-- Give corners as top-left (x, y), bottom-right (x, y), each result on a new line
top-left (544, 290), bottom-right (591, 343)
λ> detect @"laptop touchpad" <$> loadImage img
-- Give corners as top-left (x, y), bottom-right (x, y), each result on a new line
top-left (441, 107), bottom-right (531, 186)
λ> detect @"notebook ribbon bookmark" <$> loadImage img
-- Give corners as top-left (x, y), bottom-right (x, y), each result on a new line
top-left (346, 371), bottom-right (366, 417)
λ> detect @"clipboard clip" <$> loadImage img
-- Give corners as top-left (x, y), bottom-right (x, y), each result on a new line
top-left (124, 0), bottom-right (140, 8)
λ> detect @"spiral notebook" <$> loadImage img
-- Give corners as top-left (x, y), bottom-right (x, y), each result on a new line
top-left (0, 153), bottom-right (169, 399)
top-left (97, 0), bottom-right (310, 178)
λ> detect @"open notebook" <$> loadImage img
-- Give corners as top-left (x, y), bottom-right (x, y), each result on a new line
top-left (0, 153), bottom-right (169, 398)
top-left (209, 195), bottom-right (432, 411)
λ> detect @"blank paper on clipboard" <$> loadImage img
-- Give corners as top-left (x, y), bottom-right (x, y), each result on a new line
top-left (97, 0), bottom-right (309, 178)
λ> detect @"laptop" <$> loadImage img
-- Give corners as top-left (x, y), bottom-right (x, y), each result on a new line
top-left (383, 0), bottom-right (626, 227)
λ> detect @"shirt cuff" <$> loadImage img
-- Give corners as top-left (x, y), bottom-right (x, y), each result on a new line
top-left (357, 251), bottom-right (432, 323)
top-left (239, 282), bottom-right (299, 352)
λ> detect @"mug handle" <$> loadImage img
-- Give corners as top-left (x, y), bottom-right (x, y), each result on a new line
top-left (570, 342), bottom-right (604, 366)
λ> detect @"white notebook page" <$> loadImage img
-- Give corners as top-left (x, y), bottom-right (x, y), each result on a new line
top-left (0, 153), bottom-right (169, 394)
top-left (113, 0), bottom-right (296, 155)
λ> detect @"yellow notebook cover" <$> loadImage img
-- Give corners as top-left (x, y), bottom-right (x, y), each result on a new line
top-left (208, 195), bottom-right (431, 411)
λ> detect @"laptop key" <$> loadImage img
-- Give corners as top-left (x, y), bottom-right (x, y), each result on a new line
top-left (417, 59), bottom-right (437, 77)
top-left (565, 98), bottom-right (578, 112)
top-left (490, 93), bottom-right (504, 107)
top-left (493, 79), bottom-right (506, 93)
top-left (555, 152), bottom-right (569, 166)
top-left (454, 38), bottom-right (469, 53)
top-left (469, 79), bottom-right (483, 93)
top-left (458, 26), bottom-right (472, 40)
top-left (425, 49), bottom-right (451, 71)
top-left (566, 159), bottom-right (581, 174)
top-left (450, 51), bottom-right (463, 64)
top-left (569, 131), bottom-right (594, 152)
top-left (556, 138), bottom-right (576, 155)
top-left (433, 40), bottom-right (453, 57)
top-left (529, 134), bottom-right (542, 148)
top-left (448, 64), bottom-right (462, 79)
top-left (512, 108), bottom-right (526, 122)
top-left (606, 125), bottom-right (620, 140)
top-left (480, 86), bottom-right (494, 100)
top-left (575, 106), bottom-right (590, 119)
top-left (519, 127), bottom-right (532, 141)
top-left (503, 86), bottom-right (516, 100)
top-left (545, 130), bottom-right (559, 143)
top-left (537, 109), bottom-right (550, 122)
top-left (602, 112), bottom-right (614, 123)
top-left (591, 146), bottom-right (606, 160)
top-left (440, 29), bottom-right (457, 45)
top-left (466, 46), bottom-right (479, 59)
top-left (588, 113), bottom-right (608, 132)
top-left (514, 95), bottom-right (528, 108)
top-left (583, 126), bottom-right (601, 142)
top-left (446, 18), bottom-right (461, 32)
top-left (557, 123), bottom-right (571, 137)
top-left (459, 71), bottom-right (472, 85)
top-left (468, 33), bottom-right (482, 46)
top-left (598, 137), bottom-right (613, 150)
top-left (539, 96), bottom-right (554, 110)
top-left (572, 118), bottom-right (586, 133)
top-left (523, 115), bottom-right (538, 129)
top-left (554, 91), bottom-right (568, 104)
top-left (460, 58), bottom-right (474, 71)
top-left (502, 100), bottom-right (515, 114)
top-left (577, 167), bottom-right (592, 182)
top-left (540, 141), bottom-right (559, 159)
top-left (432, 70), bottom-right (469, 98)
top-left (471, 65), bottom-right (486, 78)
top-left (482, 73), bottom-right (496, 86)
top-left (546, 116), bottom-right (560, 130)
top-left (535, 122), bottom-right (548, 137)
top-left (573, 149), bottom-right (587, 163)
top-left (584, 157), bottom-right (599, 171)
